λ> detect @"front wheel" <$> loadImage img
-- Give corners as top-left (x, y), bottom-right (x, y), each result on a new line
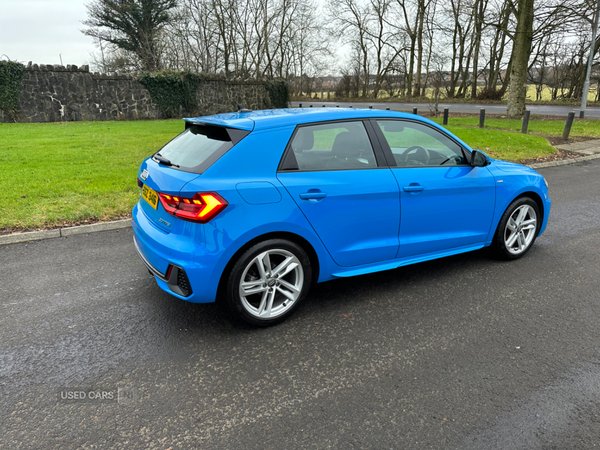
top-left (225, 239), bottom-right (312, 326)
top-left (491, 197), bottom-right (541, 260)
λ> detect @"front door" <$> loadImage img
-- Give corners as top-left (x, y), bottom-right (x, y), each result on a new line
top-left (373, 119), bottom-right (496, 258)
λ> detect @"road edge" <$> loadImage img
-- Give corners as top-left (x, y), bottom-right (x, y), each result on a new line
top-left (0, 219), bottom-right (132, 246)
top-left (527, 153), bottom-right (600, 169)
top-left (2, 154), bottom-right (599, 246)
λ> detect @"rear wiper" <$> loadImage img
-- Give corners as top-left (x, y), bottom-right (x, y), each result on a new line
top-left (154, 153), bottom-right (180, 167)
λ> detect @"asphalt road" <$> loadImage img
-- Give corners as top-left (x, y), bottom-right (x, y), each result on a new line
top-left (290, 101), bottom-right (600, 118)
top-left (2, 160), bottom-right (600, 449)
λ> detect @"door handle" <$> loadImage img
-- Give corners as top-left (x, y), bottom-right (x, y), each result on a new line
top-left (300, 191), bottom-right (327, 200)
top-left (403, 184), bottom-right (424, 193)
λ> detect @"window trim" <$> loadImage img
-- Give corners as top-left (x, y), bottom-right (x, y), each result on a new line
top-left (277, 118), bottom-right (389, 173)
top-left (370, 118), bottom-right (472, 168)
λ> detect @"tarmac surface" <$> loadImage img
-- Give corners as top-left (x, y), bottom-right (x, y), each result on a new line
top-left (2, 159), bottom-right (600, 449)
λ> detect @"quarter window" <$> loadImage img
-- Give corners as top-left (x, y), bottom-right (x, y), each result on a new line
top-left (289, 121), bottom-right (377, 170)
top-left (376, 120), bottom-right (467, 167)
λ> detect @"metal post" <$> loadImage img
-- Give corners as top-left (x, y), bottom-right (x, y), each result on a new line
top-left (479, 108), bottom-right (485, 128)
top-left (413, 107), bottom-right (418, 115)
top-left (521, 110), bottom-right (531, 133)
top-left (563, 111), bottom-right (575, 140)
top-left (581, 0), bottom-right (600, 118)
top-left (443, 108), bottom-right (449, 125)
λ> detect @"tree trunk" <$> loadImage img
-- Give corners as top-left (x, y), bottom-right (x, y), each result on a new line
top-left (506, 0), bottom-right (534, 117)
top-left (412, 0), bottom-right (425, 97)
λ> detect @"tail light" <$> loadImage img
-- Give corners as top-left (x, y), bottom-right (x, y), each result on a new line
top-left (158, 192), bottom-right (228, 223)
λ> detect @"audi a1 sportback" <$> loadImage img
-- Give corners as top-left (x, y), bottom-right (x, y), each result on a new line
top-left (133, 108), bottom-right (551, 326)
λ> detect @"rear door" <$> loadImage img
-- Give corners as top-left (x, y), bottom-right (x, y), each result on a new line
top-left (277, 120), bottom-right (400, 268)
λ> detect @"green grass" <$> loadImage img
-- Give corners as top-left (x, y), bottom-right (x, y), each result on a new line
top-left (443, 126), bottom-right (557, 161)
top-left (431, 116), bottom-right (600, 138)
top-left (0, 116), bottom-right (574, 231)
top-left (0, 120), bottom-right (182, 231)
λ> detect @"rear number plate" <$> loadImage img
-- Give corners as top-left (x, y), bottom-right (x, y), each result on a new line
top-left (142, 184), bottom-right (159, 210)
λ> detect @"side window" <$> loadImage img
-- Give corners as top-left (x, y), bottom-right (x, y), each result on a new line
top-left (376, 120), bottom-right (467, 167)
top-left (289, 121), bottom-right (377, 171)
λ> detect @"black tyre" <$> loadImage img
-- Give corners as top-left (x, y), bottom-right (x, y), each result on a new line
top-left (491, 197), bottom-right (541, 260)
top-left (225, 239), bottom-right (312, 326)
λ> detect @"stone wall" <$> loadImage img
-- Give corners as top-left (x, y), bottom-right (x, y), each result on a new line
top-left (0, 63), bottom-right (275, 123)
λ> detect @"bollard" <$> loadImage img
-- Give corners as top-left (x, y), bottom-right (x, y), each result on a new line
top-left (580, 110), bottom-right (585, 119)
top-left (521, 110), bottom-right (531, 134)
top-left (563, 111), bottom-right (575, 140)
top-left (413, 107), bottom-right (418, 115)
top-left (299, 103), bottom-right (302, 108)
top-left (443, 107), bottom-right (449, 125)
top-left (479, 108), bottom-right (485, 128)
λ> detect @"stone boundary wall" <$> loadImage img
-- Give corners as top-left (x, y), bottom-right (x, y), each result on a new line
top-left (0, 63), bottom-right (274, 123)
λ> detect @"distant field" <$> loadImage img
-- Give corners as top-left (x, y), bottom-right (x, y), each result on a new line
top-left (297, 84), bottom-right (599, 103)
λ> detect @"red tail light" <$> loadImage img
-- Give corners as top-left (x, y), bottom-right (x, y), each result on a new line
top-left (158, 192), bottom-right (228, 223)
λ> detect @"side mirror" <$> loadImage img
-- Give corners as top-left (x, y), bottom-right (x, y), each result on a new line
top-left (471, 149), bottom-right (489, 167)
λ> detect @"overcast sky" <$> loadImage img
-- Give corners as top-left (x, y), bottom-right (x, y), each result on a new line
top-left (1, 0), bottom-right (96, 66)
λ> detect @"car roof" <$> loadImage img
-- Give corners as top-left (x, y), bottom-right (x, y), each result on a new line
top-left (184, 107), bottom-right (432, 131)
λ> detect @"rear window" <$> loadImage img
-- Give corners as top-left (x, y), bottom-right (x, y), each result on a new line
top-left (153, 124), bottom-right (248, 174)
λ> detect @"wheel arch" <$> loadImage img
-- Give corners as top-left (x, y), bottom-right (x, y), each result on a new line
top-left (216, 231), bottom-right (321, 301)
top-left (514, 190), bottom-right (544, 231)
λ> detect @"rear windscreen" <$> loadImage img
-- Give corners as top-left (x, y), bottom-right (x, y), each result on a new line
top-left (154, 124), bottom-right (247, 174)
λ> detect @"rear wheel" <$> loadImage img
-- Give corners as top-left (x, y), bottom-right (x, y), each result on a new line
top-left (225, 239), bottom-right (312, 326)
top-left (491, 197), bottom-right (540, 260)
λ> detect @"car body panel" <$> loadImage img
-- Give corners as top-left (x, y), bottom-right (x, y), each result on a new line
top-left (278, 168), bottom-right (401, 267)
top-left (392, 165), bottom-right (496, 257)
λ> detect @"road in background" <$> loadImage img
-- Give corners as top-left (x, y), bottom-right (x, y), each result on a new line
top-left (2, 160), bottom-right (600, 449)
top-left (291, 100), bottom-right (600, 118)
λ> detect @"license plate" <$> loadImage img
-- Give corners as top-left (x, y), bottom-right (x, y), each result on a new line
top-left (142, 184), bottom-right (159, 210)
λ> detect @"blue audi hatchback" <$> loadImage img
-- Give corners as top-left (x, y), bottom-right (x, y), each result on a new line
top-left (133, 108), bottom-right (551, 325)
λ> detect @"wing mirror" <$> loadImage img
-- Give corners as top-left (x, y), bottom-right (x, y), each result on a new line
top-left (471, 149), bottom-right (490, 167)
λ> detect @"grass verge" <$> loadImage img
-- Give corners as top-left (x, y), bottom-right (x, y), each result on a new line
top-left (0, 120), bottom-right (182, 232)
top-left (0, 116), bottom-right (579, 232)
top-left (431, 116), bottom-right (600, 138)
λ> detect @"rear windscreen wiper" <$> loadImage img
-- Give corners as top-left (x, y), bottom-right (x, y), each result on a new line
top-left (154, 153), bottom-right (180, 167)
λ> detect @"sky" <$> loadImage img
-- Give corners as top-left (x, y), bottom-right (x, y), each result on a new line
top-left (0, 0), bottom-right (96, 67)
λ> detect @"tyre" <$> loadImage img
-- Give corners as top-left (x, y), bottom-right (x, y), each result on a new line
top-left (225, 239), bottom-right (312, 326)
top-left (491, 197), bottom-right (541, 260)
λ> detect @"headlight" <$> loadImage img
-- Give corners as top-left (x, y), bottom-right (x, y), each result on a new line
top-left (544, 177), bottom-right (549, 189)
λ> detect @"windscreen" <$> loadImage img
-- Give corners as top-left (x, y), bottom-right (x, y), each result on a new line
top-left (154, 124), bottom-right (242, 174)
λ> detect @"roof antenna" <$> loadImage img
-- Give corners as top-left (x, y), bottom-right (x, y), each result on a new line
top-left (237, 104), bottom-right (252, 113)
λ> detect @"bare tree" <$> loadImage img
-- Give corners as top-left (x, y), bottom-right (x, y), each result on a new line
top-left (83, 0), bottom-right (178, 71)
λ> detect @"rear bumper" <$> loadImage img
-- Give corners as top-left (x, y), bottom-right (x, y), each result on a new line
top-left (133, 235), bottom-right (192, 297)
top-left (132, 203), bottom-right (221, 303)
